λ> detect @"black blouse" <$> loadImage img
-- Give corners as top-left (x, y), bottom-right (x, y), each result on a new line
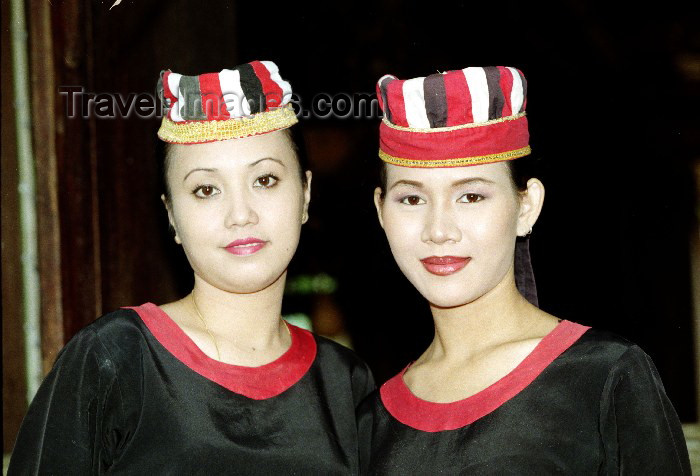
top-left (359, 320), bottom-right (690, 475)
top-left (9, 303), bottom-right (375, 475)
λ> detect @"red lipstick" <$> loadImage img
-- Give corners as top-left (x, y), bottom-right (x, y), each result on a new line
top-left (420, 256), bottom-right (470, 276)
top-left (225, 237), bottom-right (266, 256)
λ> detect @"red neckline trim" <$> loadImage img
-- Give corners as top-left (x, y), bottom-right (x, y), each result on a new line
top-left (125, 302), bottom-right (317, 400)
top-left (380, 320), bottom-right (590, 432)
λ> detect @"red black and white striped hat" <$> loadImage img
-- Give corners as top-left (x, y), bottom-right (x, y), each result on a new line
top-left (377, 66), bottom-right (530, 167)
top-left (157, 60), bottom-right (298, 144)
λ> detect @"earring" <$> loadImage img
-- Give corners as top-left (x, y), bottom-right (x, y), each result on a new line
top-left (519, 226), bottom-right (532, 238)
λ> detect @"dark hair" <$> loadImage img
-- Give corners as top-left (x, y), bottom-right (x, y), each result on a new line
top-left (160, 126), bottom-right (310, 203)
top-left (377, 154), bottom-right (539, 198)
top-left (507, 154), bottom-right (539, 193)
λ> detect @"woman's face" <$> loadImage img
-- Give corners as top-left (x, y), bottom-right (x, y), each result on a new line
top-left (374, 162), bottom-right (542, 308)
top-left (164, 130), bottom-right (311, 294)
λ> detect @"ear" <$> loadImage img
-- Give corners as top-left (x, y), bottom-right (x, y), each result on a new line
top-left (373, 187), bottom-right (385, 229)
top-left (161, 194), bottom-right (182, 244)
top-left (301, 171), bottom-right (312, 224)
top-left (516, 178), bottom-right (545, 236)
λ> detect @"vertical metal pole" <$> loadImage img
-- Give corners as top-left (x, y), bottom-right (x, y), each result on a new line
top-left (10, 0), bottom-right (43, 402)
top-left (693, 161), bottom-right (700, 422)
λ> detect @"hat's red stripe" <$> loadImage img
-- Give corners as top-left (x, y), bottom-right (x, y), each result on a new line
top-left (199, 72), bottom-right (229, 120)
top-left (380, 115), bottom-right (529, 163)
top-left (386, 79), bottom-right (408, 127)
top-left (250, 61), bottom-right (283, 109)
top-left (444, 70), bottom-right (473, 127)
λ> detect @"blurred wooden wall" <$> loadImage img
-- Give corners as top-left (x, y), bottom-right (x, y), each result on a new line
top-left (2, 0), bottom-right (27, 453)
top-left (2, 0), bottom-right (238, 453)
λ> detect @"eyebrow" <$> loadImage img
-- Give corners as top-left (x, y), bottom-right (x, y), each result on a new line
top-left (389, 177), bottom-right (495, 191)
top-left (249, 157), bottom-right (286, 168)
top-left (183, 168), bottom-right (217, 182)
top-left (182, 158), bottom-right (286, 182)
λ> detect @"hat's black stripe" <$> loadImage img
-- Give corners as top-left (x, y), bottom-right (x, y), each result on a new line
top-left (379, 76), bottom-right (393, 123)
top-left (237, 63), bottom-right (265, 113)
top-left (484, 66), bottom-right (504, 120)
top-left (423, 73), bottom-right (448, 128)
top-left (157, 71), bottom-right (167, 109)
top-left (179, 75), bottom-right (207, 120)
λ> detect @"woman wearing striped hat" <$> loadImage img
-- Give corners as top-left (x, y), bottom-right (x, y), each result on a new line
top-left (359, 66), bottom-right (690, 474)
top-left (9, 61), bottom-right (373, 474)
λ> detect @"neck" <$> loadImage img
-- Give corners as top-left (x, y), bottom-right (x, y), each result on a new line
top-left (191, 271), bottom-right (288, 351)
top-left (424, 266), bottom-right (541, 363)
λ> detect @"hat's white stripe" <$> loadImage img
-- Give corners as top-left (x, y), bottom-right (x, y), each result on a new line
top-left (463, 67), bottom-right (489, 123)
top-left (403, 77), bottom-right (430, 128)
top-left (507, 67), bottom-right (524, 115)
top-left (219, 69), bottom-right (246, 117)
top-left (167, 72), bottom-right (183, 122)
top-left (260, 60), bottom-right (293, 105)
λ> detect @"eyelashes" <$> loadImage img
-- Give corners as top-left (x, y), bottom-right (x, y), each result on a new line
top-left (191, 174), bottom-right (281, 199)
top-left (193, 184), bottom-right (220, 198)
top-left (396, 192), bottom-right (486, 205)
top-left (457, 193), bottom-right (484, 203)
top-left (399, 195), bottom-right (426, 206)
top-left (253, 174), bottom-right (279, 188)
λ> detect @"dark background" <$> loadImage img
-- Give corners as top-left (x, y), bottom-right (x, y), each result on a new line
top-left (3, 0), bottom-right (698, 452)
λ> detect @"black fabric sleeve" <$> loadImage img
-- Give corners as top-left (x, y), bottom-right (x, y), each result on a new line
top-left (598, 345), bottom-right (691, 475)
top-left (356, 390), bottom-right (378, 476)
top-left (352, 360), bottom-right (376, 409)
top-left (351, 360), bottom-right (375, 475)
top-left (8, 328), bottom-right (128, 475)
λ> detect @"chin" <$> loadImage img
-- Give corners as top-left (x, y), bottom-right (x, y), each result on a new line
top-left (226, 273), bottom-right (285, 294)
top-left (198, 265), bottom-right (287, 294)
top-left (413, 280), bottom-right (489, 309)
top-left (424, 294), bottom-right (477, 309)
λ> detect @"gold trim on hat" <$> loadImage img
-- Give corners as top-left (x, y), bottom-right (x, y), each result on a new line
top-left (378, 145), bottom-right (532, 167)
top-left (382, 111), bottom-right (526, 133)
top-left (157, 104), bottom-right (298, 144)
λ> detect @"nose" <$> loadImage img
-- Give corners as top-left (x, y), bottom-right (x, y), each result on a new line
top-left (421, 202), bottom-right (461, 245)
top-left (224, 188), bottom-right (259, 228)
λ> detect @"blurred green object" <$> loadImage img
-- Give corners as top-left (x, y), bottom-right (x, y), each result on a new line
top-left (285, 273), bottom-right (338, 296)
top-left (283, 313), bottom-right (313, 331)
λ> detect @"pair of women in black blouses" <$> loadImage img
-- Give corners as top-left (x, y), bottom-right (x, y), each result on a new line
top-left (9, 61), bottom-right (691, 475)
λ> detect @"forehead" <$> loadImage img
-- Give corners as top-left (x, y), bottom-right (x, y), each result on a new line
top-left (168, 129), bottom-right (296, 171)
top-left (385, 161), bottom-right (511, 185)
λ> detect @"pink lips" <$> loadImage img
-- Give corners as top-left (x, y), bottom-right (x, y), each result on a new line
top-left (225, 237), bottom-right (267, 256)
top-left (420, 256), bottom-right (470, 276)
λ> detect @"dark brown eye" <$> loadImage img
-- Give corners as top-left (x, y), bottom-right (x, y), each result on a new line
top-left (254, 174), bottom-right (278, 188)
top-left (400, 195), bottom-right (425, 205)
top-left (459, 193), bottom-right (483, 203)
top-left (193, 185), bottom-right (220, 198)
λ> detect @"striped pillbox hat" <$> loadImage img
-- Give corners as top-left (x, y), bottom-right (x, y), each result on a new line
top-left (377, 66), bottom-right (530, 167)
top-left (157, 60), bottom-right (298, 144)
